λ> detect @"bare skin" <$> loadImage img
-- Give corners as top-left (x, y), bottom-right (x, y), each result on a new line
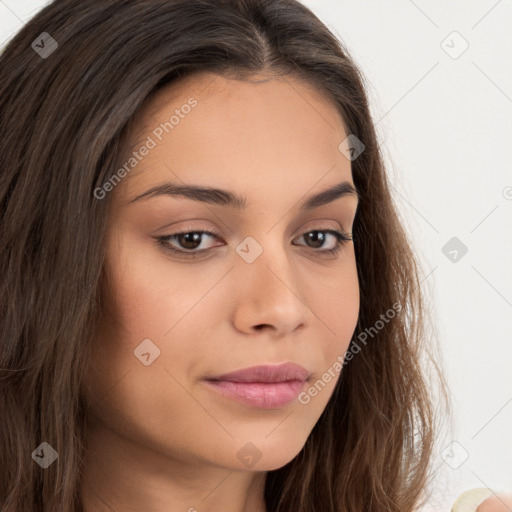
top-left (80, 72), bottom-right (360, 512)
top-left (478, 495), bottom-right (512, 511)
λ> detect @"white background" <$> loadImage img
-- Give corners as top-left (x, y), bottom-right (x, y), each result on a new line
top-left (1, 1), bottom-right (511, 510)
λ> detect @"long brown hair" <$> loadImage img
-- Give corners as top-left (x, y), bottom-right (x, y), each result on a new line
top-left (0, 1), bottom-right (448, 510)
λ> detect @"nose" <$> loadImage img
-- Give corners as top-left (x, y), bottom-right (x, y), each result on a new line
top-left (231, 239), bottom-right (312, 337)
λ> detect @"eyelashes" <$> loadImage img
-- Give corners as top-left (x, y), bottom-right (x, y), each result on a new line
top-left (155, 228), bottom-right (353, 259)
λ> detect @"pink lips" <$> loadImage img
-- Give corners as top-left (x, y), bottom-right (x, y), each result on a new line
top-left (203, 362), bottom-right (310, 409)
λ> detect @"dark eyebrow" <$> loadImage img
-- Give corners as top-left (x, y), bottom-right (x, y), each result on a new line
top-left (126, 180), bottom-right (359, 210)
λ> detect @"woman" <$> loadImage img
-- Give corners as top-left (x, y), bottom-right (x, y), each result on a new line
top-left (0, 0), bottom-right (508, 511)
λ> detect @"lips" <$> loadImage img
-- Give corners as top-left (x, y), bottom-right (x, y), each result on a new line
top-left (203, 362), bottom-right (310, 409)
top-left (206, 362), bottom-right (310, 383)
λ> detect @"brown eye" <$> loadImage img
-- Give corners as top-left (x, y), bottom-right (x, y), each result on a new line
top-left (156, 229), bottom-right (223, 257)
top-left (174, 232), bottom-right (205, 250)
top-left (293, 229), bottom-right (352, 255)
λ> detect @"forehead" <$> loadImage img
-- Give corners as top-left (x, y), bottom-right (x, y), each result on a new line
top-left (115, 72), bottom-right (352, 205)
top-left (133, 71), bottom-right (346, 136)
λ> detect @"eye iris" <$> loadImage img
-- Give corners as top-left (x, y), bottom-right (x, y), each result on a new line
top-left (179, 232), bottom-right (202, 249)
top-left (306, 231), bottom-right (325, 248)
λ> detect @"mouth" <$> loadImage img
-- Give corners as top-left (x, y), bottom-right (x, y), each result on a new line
top-left (203, 362), bottom-right (310, 409)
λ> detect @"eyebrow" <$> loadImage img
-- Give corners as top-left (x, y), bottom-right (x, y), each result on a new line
top-left (126, 180), bottom-right (359, 210)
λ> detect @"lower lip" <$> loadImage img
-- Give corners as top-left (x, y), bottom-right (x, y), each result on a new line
top-left (203, 379), bottom-right (306, 409)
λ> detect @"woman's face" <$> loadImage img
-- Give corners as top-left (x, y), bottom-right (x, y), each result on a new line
top-left (83, 72), bottom-right (360, 473)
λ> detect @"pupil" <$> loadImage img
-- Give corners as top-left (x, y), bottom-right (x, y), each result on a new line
top-left (307, 231), bottom-right (324, 248)
top-left (180, 232), bottom-right (201, 249)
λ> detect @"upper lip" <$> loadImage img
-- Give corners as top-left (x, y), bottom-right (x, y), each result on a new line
top-left (206, 362), bottom-right (310, 383)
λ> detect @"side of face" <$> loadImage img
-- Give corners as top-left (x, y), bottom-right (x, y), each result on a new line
top-left (82, 71), bottom-right (360, 472)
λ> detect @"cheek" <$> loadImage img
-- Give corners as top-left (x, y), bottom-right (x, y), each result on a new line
top-left (303, 256), bottom-right (359, 394)
top-left (82, 245), bottom-right (213, 459)
top-left (315, 255), bottom-right (360, 352)
top-left (99, 235), bottom-right (193, 340)
top-left (86, 234), bottom-right (222, 389)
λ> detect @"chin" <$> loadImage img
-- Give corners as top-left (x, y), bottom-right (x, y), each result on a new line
top-left (223, 433), bottom-right (308, 472)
